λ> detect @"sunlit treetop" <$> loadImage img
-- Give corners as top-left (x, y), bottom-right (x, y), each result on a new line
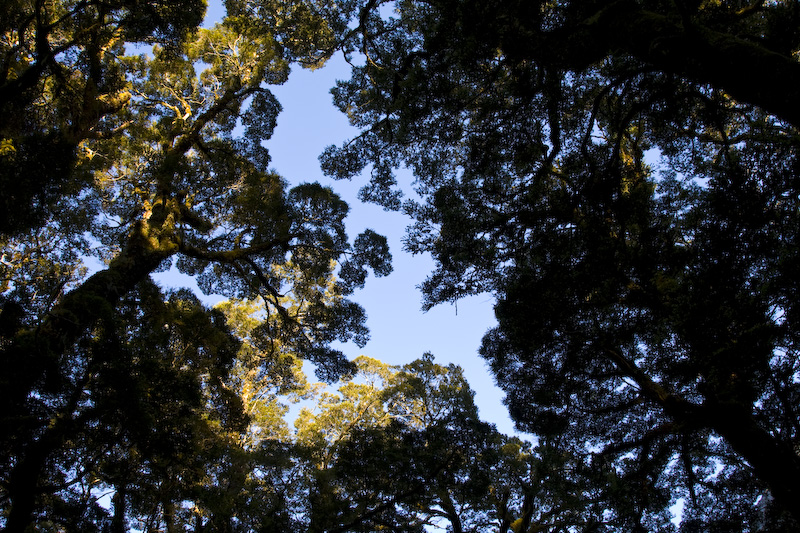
top-left (1, 3), bottom-right (391, 530)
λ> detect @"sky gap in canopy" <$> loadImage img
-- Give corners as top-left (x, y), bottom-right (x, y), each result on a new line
top-left (151, 1), bottom-right (515, 435)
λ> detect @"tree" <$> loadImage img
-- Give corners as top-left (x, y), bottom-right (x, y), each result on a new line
top-left (1, 1), bottom-right (391, 530)
top-left (322, 0), bottom-right (800, 528)
top-left (0, 0), bottom-right (205, 235)
top-left (287, 353), bottom-right (637, 532)
top-left (290, 354), bottom-right (534, 532)
top-left (0, 279), bottom-right (247, 532)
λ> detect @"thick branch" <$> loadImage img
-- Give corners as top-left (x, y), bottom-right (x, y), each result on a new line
top-left (704, 400), bottom-right (800, 516)
top-left (178, 237), bottom-right (290, 264)
top-left (601, 6), bottom-right (800, 128)
top-left (604, 348), bottom-right (800, 518)
top-left (502, 1), bottom-right (800, 128)
top-left (3, 214), bottom-right (176, 413)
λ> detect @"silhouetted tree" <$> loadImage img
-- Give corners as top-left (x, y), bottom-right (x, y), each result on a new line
top-left (323, 0), bottom-right (800, 528)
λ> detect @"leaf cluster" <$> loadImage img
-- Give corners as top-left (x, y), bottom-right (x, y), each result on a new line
top-left (320, 0), bottom-right (800, 528)
top-left (1, 1), bottom-right (393, 530)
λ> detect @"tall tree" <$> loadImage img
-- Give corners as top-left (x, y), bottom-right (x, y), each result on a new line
top-left (290, 354), bottom-right (529, 532)
top-left (322, 0), bottom-right (800, 528)
top-left (287, 353), bottom-right (630, 532)
top-left (1, 1), bottom-right (390, 530)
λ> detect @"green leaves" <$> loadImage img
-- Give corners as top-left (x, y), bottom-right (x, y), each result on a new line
top-left (120, 0), bottom-right (207, 47)
top-left (292, 354), bottom-right (518, 531)
top-left (339, 229), bottom-right (392, 290)
top-left (1, 1), bottom-right (394, 529)
top-left (320, 0), bottom-right (800, 527)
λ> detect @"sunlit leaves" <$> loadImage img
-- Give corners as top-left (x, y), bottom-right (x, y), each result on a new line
top-left (225, 0), bottom-right (355, 68)
top-left (0, 0), bottom-right (205, 236)
top-left (216, 297), bottom-right (310, 444)
top-left (1, 1), bottom-right (394, 530)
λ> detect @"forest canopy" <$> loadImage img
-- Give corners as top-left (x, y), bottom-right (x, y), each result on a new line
top-left (2, 0), bottom-right (800, 531)
top-left (321, 0), bottom-right (800, 530)
top-left (0, 0), bottom-right (392, 530)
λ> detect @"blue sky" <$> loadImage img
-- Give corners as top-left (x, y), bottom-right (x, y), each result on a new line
top-left (153, 4), bottom-right (519, 436)
top-left (265, 54), bottom-right (515, 435)
top-left (195, 5), bottom-right (514, 434)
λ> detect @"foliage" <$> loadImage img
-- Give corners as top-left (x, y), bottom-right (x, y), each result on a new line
top-left (288, 354), bottom-right (590, 533)
top-left (6, 0), bottom-right (800, 530)
top-left (0, 1), bottom-right (391, 530)
top-left (0, 0), bottom-right (205, 235)
top-left (321, 0), bottom-right (800, 529)
top-left (6, 284), bottom-right (574, 532)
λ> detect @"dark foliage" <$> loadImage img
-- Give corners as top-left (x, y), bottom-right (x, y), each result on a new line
top-left (323, 0), bottom-right (800, 529)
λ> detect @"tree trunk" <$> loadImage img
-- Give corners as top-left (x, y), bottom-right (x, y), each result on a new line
top-left (163, 500), bottom-right (175, 533)
top-left (1, 211), bottom-right (178, 530)
top-left (112, 485), bottom-right (127, 533)
top-left (500, 0), bottom-right (800, 129)
top-left (3, 415), bottom-right (73, 533)
top-left (706, 402), bottom-right (800, 519)
top-left (607, 348), bottom-right (800, 522)
top-left (437, 488), bottom-right (464, 533)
